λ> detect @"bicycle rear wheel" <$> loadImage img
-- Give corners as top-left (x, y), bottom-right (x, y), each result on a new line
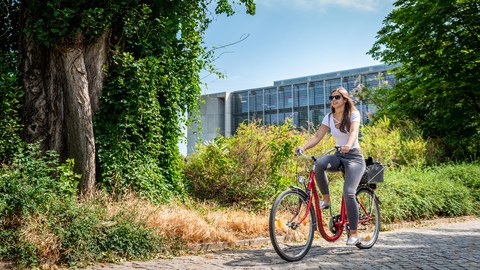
top-left (355, 188), bottom-right (380, 249)
top-left (269, 189), bottom-right (315, 262)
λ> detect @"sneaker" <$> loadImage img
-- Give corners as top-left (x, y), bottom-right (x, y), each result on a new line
top-left (320, 201), bottom-right (331, 209)
top-left (346, 236), bottom-right (360, 245)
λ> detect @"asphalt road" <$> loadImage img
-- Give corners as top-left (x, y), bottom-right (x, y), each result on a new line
top-left (81, 218), bottom-right (480, 270)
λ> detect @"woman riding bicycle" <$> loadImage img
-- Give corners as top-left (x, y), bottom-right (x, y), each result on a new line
top-left (297, 86), bottom-right (366, 245)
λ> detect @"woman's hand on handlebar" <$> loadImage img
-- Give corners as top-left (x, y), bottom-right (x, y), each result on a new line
top-left (295, 147), bottom-right (303, 156)
top-left (339, 145), bottom-right (351, 153)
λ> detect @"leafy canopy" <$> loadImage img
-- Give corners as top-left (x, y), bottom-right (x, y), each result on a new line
top-left (368, 0), bottom-right (480, 159)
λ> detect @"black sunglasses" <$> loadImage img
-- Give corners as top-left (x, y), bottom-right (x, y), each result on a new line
top-left (329, 95), bottom-right (342, 101)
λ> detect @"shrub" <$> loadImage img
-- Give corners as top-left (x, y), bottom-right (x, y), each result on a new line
top-left (0, 52), bottom-right (23, 164)
top-left (360, 116), bottom-right (402, 166)
top-left (360, 116), bottom-right (443, 167)
top-left (324, 162), bottom-right (479, 223)
top-left (53, 201), bottom-right (162, 267)
top-left (0, 144), bottom-right (79, 220)
top-left (0, 143), bottom-right (79, 267)
top-left (376, 162), bottom-right (479, 223)
top-left (432, 161), bottom-right (480, 213)
top-left (184, 120), bottom-right (302, 209)
top-left (184, 117), bottom-right (438, 208)
top-left (0, 144), bottom-right (164, 268)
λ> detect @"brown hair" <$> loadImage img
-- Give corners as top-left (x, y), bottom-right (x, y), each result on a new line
top-left (330, 87), bottom-right (358, 133)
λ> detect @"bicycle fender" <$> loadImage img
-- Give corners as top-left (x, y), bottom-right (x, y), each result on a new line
top-left (357, 187), bottom-right (381, 205)
top-left (288, 186), bottom-right (309, 201)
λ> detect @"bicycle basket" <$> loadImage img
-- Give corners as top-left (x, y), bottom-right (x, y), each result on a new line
top-left (361, 157), bottom-right (385, 184)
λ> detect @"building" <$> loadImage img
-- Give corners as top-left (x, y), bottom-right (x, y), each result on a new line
top-left (187, 64), bottom-right (397, 155)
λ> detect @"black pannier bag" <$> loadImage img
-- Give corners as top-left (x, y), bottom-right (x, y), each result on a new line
top-left (361, 157), bottom-right (385, 184)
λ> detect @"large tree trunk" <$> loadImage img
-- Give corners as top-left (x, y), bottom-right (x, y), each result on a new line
top-left (61, 46), bottom-right (96, 196)
top-left (21, 32), bottom-right (109, 197)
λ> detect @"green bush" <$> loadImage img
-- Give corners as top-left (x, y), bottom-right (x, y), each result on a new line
top-left (323, 162), bottom-right (479, 223)
top-left (54, 202), bottom-right (162, 267)
top-left (184, 121), bottom-right (302, 208)
top-left (376, 162), bottom-right (479, 223)
top-left (0, 52), bottom-right (23, 164)
top-left (0, 143), bottom-right (79, 219)
top-left (184, 117), bottom-right (439, 208)
top-left (432, 162), bottom-right (480, 212)
top-left (0, 144), bottom-right (164, 268)
top-left (360, 116), bottom-right (443, 167)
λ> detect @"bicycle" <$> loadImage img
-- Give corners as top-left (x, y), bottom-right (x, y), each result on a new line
top-left (269, 147), bottom-right (384, 262)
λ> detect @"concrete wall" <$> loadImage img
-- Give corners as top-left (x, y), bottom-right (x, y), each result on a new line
top-left (186, 92), bottom-right (231, 155)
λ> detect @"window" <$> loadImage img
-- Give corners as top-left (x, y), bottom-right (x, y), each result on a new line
top-left (278, 86), bottom-right (292, 109)
top-left (310, 109), bottom-right (325, 127)
top-left (285, 88), bottom-right (293, 108)
top-left (293, 107), bottom-right (308, 129)
top-left (278, 88), bottom-right (285, 109)
top-left (248, 91), bottom-right (255, 112)
top-left (294, 84), bottom-right (308, 107)
top-left (234, 92), bottom-right (248, 113)
top-left (309, 81), bottom-right (324, 106)
top-left (325, 79), bottom-right (341, 94)
top-left (271, 113), bottom-right (278, 124)
top-left (264, 88), bottom-right (277, 111)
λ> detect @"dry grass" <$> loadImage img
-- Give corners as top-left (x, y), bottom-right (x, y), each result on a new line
top-left (16, 192), bottom-right (270, 269)
top-left (98, 193), bottom-right (270, 245)
top-left (19, 215), bottom-right (61, 267)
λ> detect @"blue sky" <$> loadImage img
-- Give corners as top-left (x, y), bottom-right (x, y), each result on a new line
top-left (201, 0), bottom-right (395, 94)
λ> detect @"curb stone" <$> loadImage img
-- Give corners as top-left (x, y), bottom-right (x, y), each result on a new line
top-left (188, 237), bottom-right (271, 252)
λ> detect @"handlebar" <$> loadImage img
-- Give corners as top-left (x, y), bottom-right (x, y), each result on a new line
top-left (296, 146), bottom-right (341, 162)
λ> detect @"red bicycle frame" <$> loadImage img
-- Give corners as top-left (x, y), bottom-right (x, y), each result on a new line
top-left (296, 161), bottom-right (373, 242)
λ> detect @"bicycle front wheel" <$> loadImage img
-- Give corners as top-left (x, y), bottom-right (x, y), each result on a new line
top-left (355, 188), bottom-right (380, 249)
top-left (269, 189), bottom-right (315, 262)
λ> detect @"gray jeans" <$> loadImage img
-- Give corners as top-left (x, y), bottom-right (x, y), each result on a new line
top-left (314, 149), bottom-right (366, 230)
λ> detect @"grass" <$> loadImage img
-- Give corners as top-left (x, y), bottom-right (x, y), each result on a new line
top-left (102, 194), bottom-right (270, 246)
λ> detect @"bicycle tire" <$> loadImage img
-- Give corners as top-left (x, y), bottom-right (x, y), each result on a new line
top-left (269, 188), bottom-right (315, 262)
top-left (355, 188), bottom-right (380, 249)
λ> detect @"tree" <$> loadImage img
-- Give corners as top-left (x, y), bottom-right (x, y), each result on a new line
top-left (1, 0), bottom-right (255, 197)
top-left (368, 0), bottom-right (480, 159)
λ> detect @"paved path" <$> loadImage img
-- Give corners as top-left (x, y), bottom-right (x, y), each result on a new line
top-left (82, 219), bottom-right (480, 270)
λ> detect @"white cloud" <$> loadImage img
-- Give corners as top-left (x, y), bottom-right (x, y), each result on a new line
top-left (258, 0), bottom-right (388, 12)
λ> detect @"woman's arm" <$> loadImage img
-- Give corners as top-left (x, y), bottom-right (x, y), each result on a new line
top-left (341, 121), bottom-right (360, 153)
top-left (300, 124), bottom-right (329, 152)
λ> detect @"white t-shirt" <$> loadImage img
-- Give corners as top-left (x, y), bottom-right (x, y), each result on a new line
top-left (321, 110), bottom-right (361, 149)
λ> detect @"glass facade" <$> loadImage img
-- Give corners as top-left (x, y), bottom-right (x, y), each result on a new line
top-left (231, 64), bottom-right (397, 134)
